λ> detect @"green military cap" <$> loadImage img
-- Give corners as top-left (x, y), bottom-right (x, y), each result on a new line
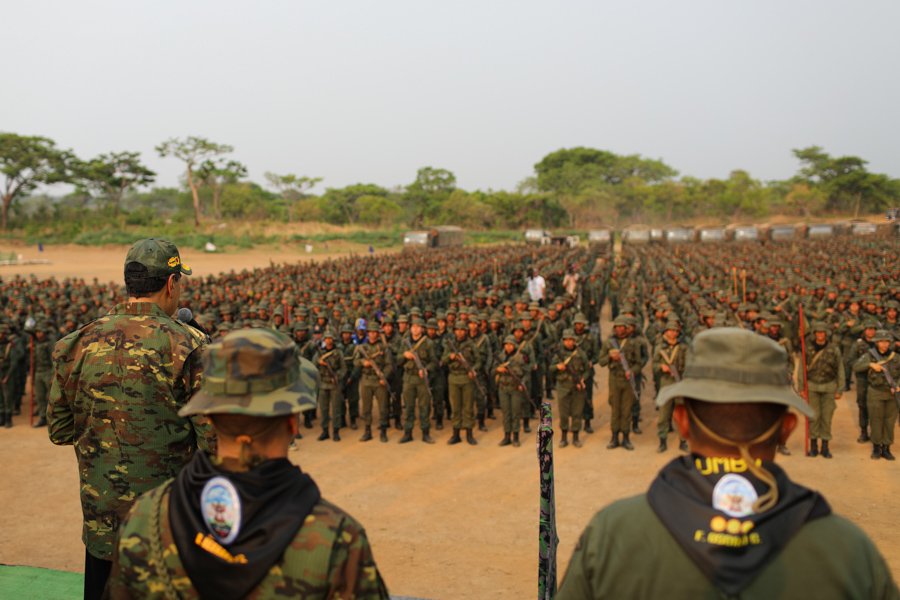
top-left (453, 321), bottom-right (467, 331)
top-left (425, 318), bottom-right (439, 329)
top-left (503, 335), bottom-right (517, 345)
top-left (180, 328), bottom-right (317, 417)
top-left (562, 328), bottom-right (576, 340)
top-left (873, 330), bottom-right (893, 342)
top-left (410, 316), bottom-right (425, 327)
top-left (436, 310), bottom-right (447, 320)
top-left (322, 329), bottom-right (336, 340)
top-left (811, 321), bottom-right (829, 333)
top-left (397, 314), bottom-right (409, 324)
top-left (409, 306), bottom-right (423, 316)
top-left (272, 305), bottom-right (284, 316)
top-left (657, 328), bottom-right (812, 417)
top-left (528, 302), bottom-right (541, 311)
top-left (125, 238), bottom-right (192, 277)
top-left (340, 324), bottom-right (355, 334)
top-left (513, 320), bottom-right (526, 331)
top-left (292, 322), bottom-right (310, 332)
top-left (613, 315), bottom-right (630, 327)
top-left (365, 321), bottom-right (381, 333)
top-left (862, 318), bottom-right (879, 330)
top-left (489, 312), bottom-right (503, 323)
top-left (664, 320), bottom-right (680, 332)
top-left (573, 313), bottom-right (589, 325)
top-left (382, 315), bottom-right (395, 325)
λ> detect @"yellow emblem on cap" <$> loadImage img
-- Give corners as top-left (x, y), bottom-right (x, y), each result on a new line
top-left (168, 256), bottom-right (180, 268)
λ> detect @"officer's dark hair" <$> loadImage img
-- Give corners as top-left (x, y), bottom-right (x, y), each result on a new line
top-left (685, 398), bottom-right (785, 449)
top-left (125, 262), bottom-right (180, 298)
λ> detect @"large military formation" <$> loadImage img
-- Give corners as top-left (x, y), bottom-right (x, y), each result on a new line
top-left (4, 236), bottom-right (899, 458)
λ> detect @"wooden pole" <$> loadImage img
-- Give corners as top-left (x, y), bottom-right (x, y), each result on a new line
top-left (798, 303), bottom-right (810, 456)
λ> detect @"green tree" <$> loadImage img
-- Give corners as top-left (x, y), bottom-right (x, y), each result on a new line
top-left (0, 133), bottom-right (72, 229)
top-left (156, 136), bottom-right (234, 226)
top-left (319, 183), bottom-right (389, 225)
top-left (73, 151), bottom-right (155, 216)
top-left (792, 146), bottom-right (898, 215)
top-left (357, 195), bottom-right (403, 226)
top-left (196, 159), bottom-right (247, 220)
top-left (534, 147), bottom-right (677, 195)
top-left (404, 167), bottom-right (456, 226)
top-left (264, 172), bottom-right (322, 222)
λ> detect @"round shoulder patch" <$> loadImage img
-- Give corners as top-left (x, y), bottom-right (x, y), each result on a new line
top-left (712, 473), bottom-right (758, 518)
top-left (201, 476), bottom-right (242, 545)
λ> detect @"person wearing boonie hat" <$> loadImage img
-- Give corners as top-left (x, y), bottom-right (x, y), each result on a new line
top-left (654, 319), bottom-right (689, 454)
top-left (852, 318), bottom-right (880, 443)
top-left (355, 322), bottom-right (395, 443)
top-left (313, 329), bottom-right (347, 443)
top-left (443, 320), bottom-right (482, 445)
top-left (398, 316), bottom-right (437, 444)
top-left (106, 328), bottom-right (389, 599)
top-left (47, 238), bottom-right (212, 600)
top-left (572, 312), bottom-right (600, 434)
top-left (552, 329), bottom-right (591, 448)
top-left (853, 330), bottom-right (900, 460)
top-left (494, 335), bottom-right (528, 447)
top-left (599, 314), bottom-right (643, 450)
top-left (800, 321), bottom-right (845, 459)
top-left (338, 324), bottom-right (362, 431)
top-left (558, 328), bottom-right (898, 599)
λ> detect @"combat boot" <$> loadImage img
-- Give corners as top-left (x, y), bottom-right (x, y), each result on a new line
top-left (657, 438), bottom-right (667, 453)
top-left (350, 417), bottom-right (358, 430)
top-left (0, 413), bottom-right (6, 427)
top-left (622, 432), bottom-right (634, 451)
top-left (448, 428), bottom-right (462, 445)
top-left (478, 416), bottom-right (487, 432)
top-left (499, 433), bottom-right (511, 447)
top-left (394, 417), bottom-right (402, 431)
top-left (572, 431), bottom-right (582, 448)
top-left (332, 428), bottom-right (341, 442)
top-left (399, 431), bottom-right (413, 444)
top-left (487, 408), bottom-right (496, 419)
top-left (303, 412), bottom-right (314, 429)
top-left (360, 426), bottom-right (373, 442)
top-left (4, 413), bottom-right (11, 429)
top-left (422, 429), bottom-right (435, 444)
top-left (435, 415), bottom-right (444, 430)
top-left (512, 432), bottom-right (521, 447)
top-left (858, 428), bottom-right (870, 443)
top-left (871, 444), bottom-right (881, 459)
top-left (584, 419), bottom-right (594, 434)
top-left (883, 446), bottom-right (896, 461)
top-left (317, 429), bottom-right (330, 441)
top-left (607, 432), bottom-right (620, 449)
top-left (380, 427), bottom-right (389, 443)
top-left (820, 440), bottom-right (832, 459)
top-left (632, 417), bottom-right (642, 434)
top-left (559, 430), bottom-right (569, 448)
top-left (807, 439), bottom-right (818, 457)
top-left (523, 418), bottom-right (531, 433)
top-left (465, 428), bottom-right (477, 445)
top-left (679, 439), bottom-right (688, 452)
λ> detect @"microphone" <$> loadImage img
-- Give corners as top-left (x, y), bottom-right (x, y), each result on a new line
top-left (177, 307), bottom-right (211, 340)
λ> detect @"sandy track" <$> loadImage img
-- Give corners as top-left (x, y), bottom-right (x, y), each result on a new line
top-left (0, 245), bottom-right (898, 599)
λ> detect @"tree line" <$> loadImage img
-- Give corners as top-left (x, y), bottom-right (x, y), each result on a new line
top-left (1, 132), bottom-right (897, 232)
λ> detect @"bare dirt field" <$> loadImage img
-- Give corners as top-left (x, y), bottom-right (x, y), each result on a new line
top-left (1, 245), bottom-right (898, 599)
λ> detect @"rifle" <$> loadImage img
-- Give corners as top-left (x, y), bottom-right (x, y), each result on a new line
top-left (537, 395), bottom-right (559, 599)
top-left (317, 348), bottom-right (340, 385)
top-left (357, 344), bottom-right (396, 404)
top-left (495, 356), bottom-right (527, 393)
top-left (447, 338), bottom-right (488, 398)
top-left (609, 337), bottom-right (641, 402)
top-left (868, 347), bottom-right (900, 410)
top-left (658, 343), bottom-right (682, 382)
top-left (404, 336), bottom-right (435, 403)
top-left (559, 350), bottom-right (586, 390)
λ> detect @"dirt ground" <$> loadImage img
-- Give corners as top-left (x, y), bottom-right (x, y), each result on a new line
top-left (0, 245), bottom-right (898, 599)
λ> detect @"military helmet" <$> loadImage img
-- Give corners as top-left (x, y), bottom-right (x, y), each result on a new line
top-left (179, 329), bottom-right (317, 417)
top-left (573, 313), bottom-right (589, 326)
top-left (613, 315), bottom-right (630, 327)
top-left (562, 328), bottom-right (576, 340)
top-left (873, 329), bottom-right (893, 343)
top-left (340, 324), bottom-right (355, 334)
top-left (503, 335), bottom-right (517, 346)
top-left (811, 321), bottom-right (829, 334)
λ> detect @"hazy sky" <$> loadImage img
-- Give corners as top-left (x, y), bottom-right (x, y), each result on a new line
top-left (3, 0), bottom-right (898, 194)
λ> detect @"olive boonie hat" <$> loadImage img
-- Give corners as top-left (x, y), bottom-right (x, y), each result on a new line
top-left (562, 328), bottom-right (576, 340)
top-left (656, 328), bottom-right (813, 418)
top-left (125, 238), bottom-right (192, 277)
top-left (872, 329), bottom-right (893, 343)
top-left (180, 328), bottom-right (317, 417)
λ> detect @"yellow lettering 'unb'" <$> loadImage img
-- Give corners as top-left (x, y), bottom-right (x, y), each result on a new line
top-left (695, 456), bottom-right (761, 476)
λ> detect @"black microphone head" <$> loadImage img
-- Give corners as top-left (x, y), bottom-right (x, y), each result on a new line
top-left (177, 307), bottom-right (193, 322)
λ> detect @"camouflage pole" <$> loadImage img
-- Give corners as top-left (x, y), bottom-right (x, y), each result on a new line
top-left (537, 396), bottom-right (559, 599)
top-left (28, 335), bottom-right (35, 427)
top-left (798, 303), bottom-right (810, 455)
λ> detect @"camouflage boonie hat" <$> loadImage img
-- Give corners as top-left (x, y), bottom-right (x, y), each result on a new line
top-left (180, 329), bottom-right (317, 417)
top-left (872, 330), bottom-right (893, 343)
top-left (503, 335), bottom-right (517, 345)
top-left (125, 238), bottom-right (192, 277)
top-left (613, 315), bottom-right (630, 327)
top-left (562, 328), bottom-right (576, 340)
top-left (573, 313), bottom-right (589, 325)
top-left (811, 321), bottom-right (829, 334)
top-left (656, 328), bottom-right (813, 417)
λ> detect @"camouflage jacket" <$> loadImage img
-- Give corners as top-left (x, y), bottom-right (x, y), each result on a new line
top-left (107, 483), bottom-right (389, 600)
top-left (652, 340), bottom-right (688, 388)
top-left (400, 334), bottom-right (437, 381)
top-left (313, 345), bottom-right (347, 390)
top-left (552, 347), bottom-right (591, 388)
top-left (801, 341), bottom-right (845, 391)
top-left (47, 302), bottom-right (215, 560)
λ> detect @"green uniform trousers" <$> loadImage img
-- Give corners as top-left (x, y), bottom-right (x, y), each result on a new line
top-left (318, 387), bottom-right (343, 431)
top-left (558, 385), bottom-right (585, 432)
top-left (498, 387), bottom-right (523, 433)
top-left (657, 398), bottom-right (675, 439)
top-left (402, 377), bottom-right (431, 432)
top-left (608, 376), bottom-right (636, 434)
top-left (868, 390), bottom-right (898, 446)
top-left (856, 375), bottom-right (869, 429)
top-left (449, 379), bottom-right (475, 430)
top-left (34, 370), bottom-right (52, 420)
top-left (360, 380), bottom-right (389, 429)
top-left (809, 390), bottom-right (837, 441)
